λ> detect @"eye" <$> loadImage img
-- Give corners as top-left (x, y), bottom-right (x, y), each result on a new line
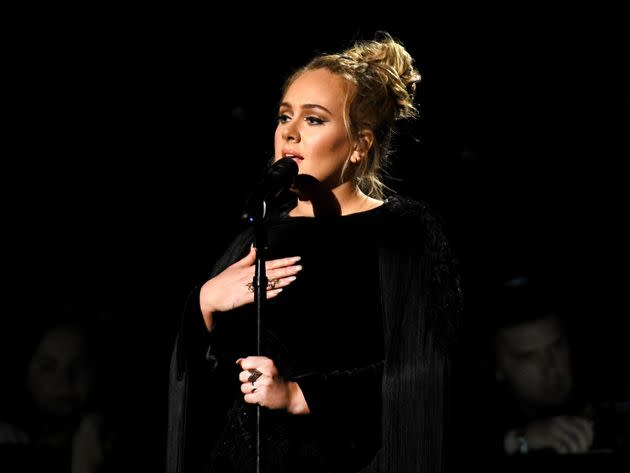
top-left (513, 351), bottom-right (537, 362)
top-left (305, 116), bottom-right (325, 125)
top-left (36, 357), bottom-right (58, 373)
top-left (276, 114), bottom-right (291, 124)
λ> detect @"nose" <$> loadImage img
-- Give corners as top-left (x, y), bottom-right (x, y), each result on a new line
top-left (542, 347), bottom-right (561, 379)
top-left (281, 121), bottom-right (300, 143)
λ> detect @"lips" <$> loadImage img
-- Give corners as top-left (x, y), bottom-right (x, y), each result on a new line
top-left (282, 151), bottom-right (304, 163)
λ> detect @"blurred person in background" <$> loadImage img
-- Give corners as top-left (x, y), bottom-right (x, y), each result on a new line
top-left (481, 277), bottom-right (624, 458)
top-left (0, 308), bottom-right (134, 473)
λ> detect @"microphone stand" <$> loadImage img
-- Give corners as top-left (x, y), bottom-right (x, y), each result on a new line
top-left (248, 201), bottom-right (267, 473)
top-left (241, 158), bottom-right (297, 473)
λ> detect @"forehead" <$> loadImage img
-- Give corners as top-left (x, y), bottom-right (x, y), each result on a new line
top-left (35, 326), bottom-right (86, 359)
top-left (498, 316), bottom-right (564, 352)
top-left (282, 68), bottom-right (349, 110)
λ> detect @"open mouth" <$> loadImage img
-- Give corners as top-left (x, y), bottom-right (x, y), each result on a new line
top-left (283, 153), bottom-right (304, 163)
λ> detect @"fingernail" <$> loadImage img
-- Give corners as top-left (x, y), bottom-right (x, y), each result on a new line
top-left (292, 256), bottom-right (301, 262)
top-left (235, 358), bottom-right (243, 365)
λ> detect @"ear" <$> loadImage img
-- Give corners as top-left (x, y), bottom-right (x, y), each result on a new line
top-left (350, 129), bottom-right (374, 164)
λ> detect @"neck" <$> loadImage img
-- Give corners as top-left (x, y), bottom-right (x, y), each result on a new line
top-left (290, 181), bottom-right (382, 217)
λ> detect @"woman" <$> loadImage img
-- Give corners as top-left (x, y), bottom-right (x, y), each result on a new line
top-left (0, 317), bottom-right (106, 473)
top-left (167, 32), bottom-right (461, 473)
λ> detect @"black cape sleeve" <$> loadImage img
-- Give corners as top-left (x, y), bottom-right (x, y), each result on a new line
top-left (166, 226), bottom-right (254, 473)
top-left (374, 197), bottom-right (462, 473)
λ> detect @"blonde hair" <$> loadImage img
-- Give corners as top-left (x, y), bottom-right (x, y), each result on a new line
top-left (282, 31), bottom-right (421, 199)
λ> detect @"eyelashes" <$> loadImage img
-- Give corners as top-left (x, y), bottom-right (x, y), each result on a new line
top-left (276, 114), bottom-right (325, 125)
top-left (276, 114), bottom-right (290, 124)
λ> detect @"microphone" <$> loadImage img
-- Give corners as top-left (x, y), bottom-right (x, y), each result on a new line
top-left (241, 157), bottom-right (298, 223)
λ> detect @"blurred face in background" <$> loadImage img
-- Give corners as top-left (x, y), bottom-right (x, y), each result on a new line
top-left (495, 314), bottom-right (573, 408)
top-left (27, 324), bottom-right (92, 418)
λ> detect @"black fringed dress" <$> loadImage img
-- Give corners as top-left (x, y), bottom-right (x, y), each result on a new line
top-left (167, 195), bottom-right (462, 473)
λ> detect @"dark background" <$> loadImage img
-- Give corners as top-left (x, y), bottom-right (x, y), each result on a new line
top-left (3, 8), bottom-right (628, 469)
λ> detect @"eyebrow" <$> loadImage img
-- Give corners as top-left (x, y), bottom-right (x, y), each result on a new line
top-left (279, 102), bottom-right (332, 115)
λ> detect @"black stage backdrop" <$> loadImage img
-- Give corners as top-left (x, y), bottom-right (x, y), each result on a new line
top-left (2, 8), bottom-right (628, 471)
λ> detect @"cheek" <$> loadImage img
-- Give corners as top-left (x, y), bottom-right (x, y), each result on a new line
top-left (321, 132), bottom-right (350, 155)
top-left (76, 367), bottom-right (93, 389)
top-left (27, 370), bottom-right (54, 408)
top-left (560, 349), bottom-right (571, 369)
top-left (27, 365), bottom-right (46, 393)
top-left (273, 129), bottom-right (283, 156)
top-left (506, 362), bottom-right (541, 389)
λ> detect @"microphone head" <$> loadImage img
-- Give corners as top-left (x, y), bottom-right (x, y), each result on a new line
top-left (268, 156), bottom-right (298, 180)
top-left (262, 157), bottom-right (298, 198)
top-left (241, 157), bottom-right (298, 223)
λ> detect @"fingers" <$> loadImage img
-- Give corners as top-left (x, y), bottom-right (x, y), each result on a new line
top-left (238, 252), bottom-right (301, 272)
top-left (233, 245), bottom-right (257, 267)
top-left (236, 358), bottom-right (275, 386)
top-left (266, 264), bottom-right (303, 283)
top-left (240, 373), bottom-right (266, 406)
top-left (207, 248), bottom-right (302, 314)
top-left (266, 276), bottom-right (297, 290)
top-left (234, 356), bottom-right (294, 410)
top-left (237, 356), bottom-right (276, 374)
top-left (238, 369), bottom-right (263, 384)
top-left (244, 391), bottom-right (261, 405)
top-left (548, 416), bottom-right (593, 454)
top-left (242, 254), bottom-right (301, 296)
top-left (237, 357), bottom-right (275, 406)
top-left (582, 418), bottom-right (595, 449)
top-left (266, 255), bottom-right (301, 270)
top-left (243, 284), bottom-right (284, 304)
top-left (261, 257), bottom-right (302, 293)
top-left (240, 379), bottom-right (260, 393)
top-left (557, 416), bottom-right (594, 453)
top-left (245, 276), bottom-right (296, 293)
top-left (243, 262), bottom-right (301, 300)
top-left (261, 287), bottom-right (284, 299)
top-left (260, 257), bottom-right (303, 291)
